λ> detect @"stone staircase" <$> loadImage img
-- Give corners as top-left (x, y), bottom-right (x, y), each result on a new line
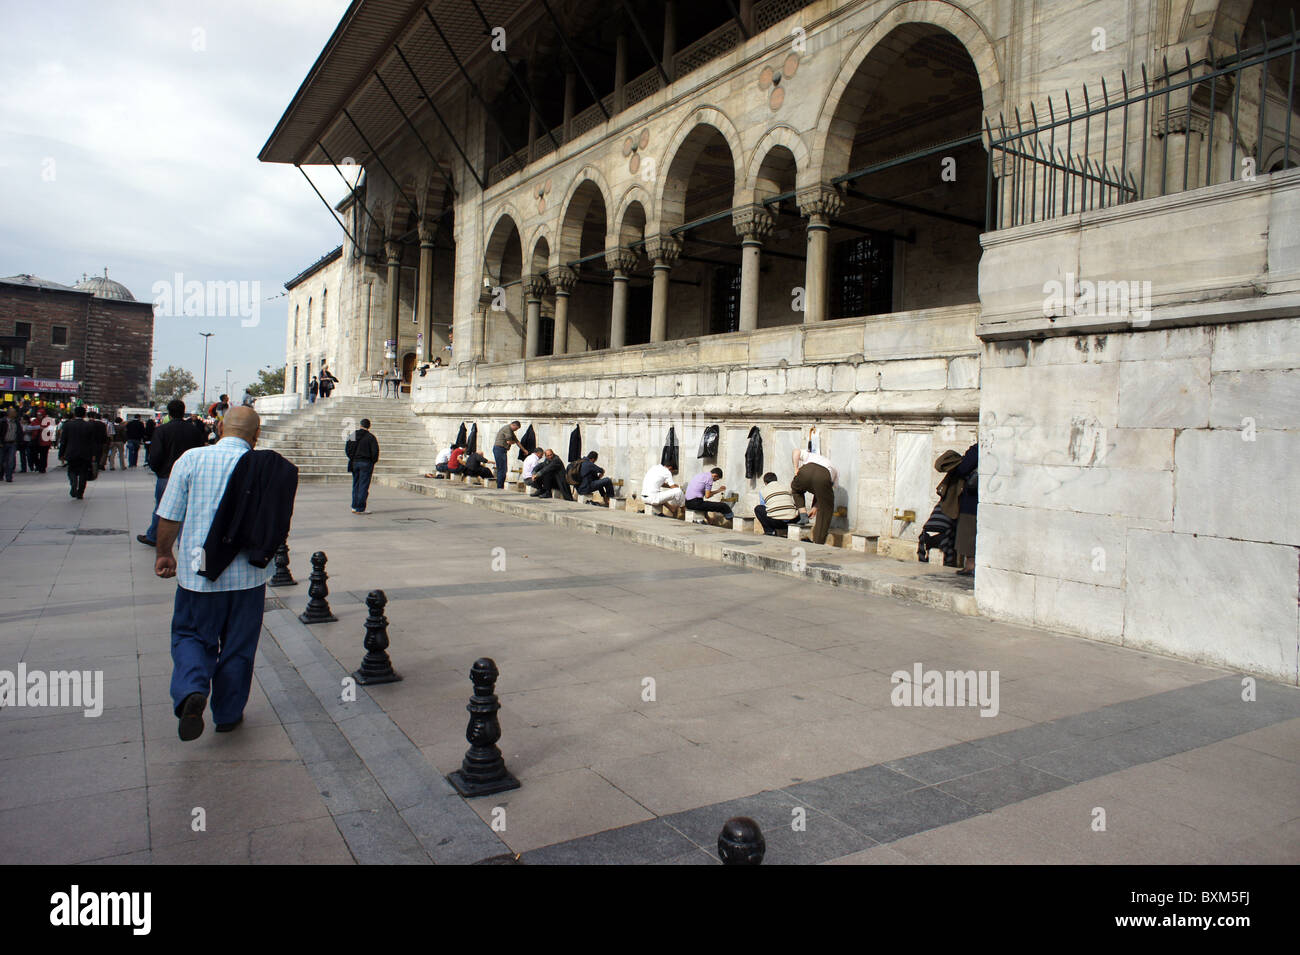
top-left (256, 396), bottom-right (436, 482)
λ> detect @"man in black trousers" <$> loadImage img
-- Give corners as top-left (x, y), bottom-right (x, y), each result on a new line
top-left (58, 406), bottom-right (97, 499)
top-left (138, 399), bottom-right (205, 545)
top-left (346, 418), bottom-right (380, 513)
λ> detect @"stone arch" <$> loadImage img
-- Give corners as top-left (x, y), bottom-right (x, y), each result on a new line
top-left (812, 1), bottom-right (1002, 183)
top-left (483, 206), bottom-right (523, 283)
top-left (557, 172), bottom-right (612, 264)
top-left (614, 184), bottom-right (654, 248)
top-left (743, 126), bottom-right (815, 203)
top-left (653, 105), bottom-right (746, 232)
top-left (528, 232), bottom-right (552, 278)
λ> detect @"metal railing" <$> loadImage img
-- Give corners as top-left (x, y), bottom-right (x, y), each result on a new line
top-left (985, 20), bottom-right (1298, 230)
top-left (485, 0), bottom-right (816, 186)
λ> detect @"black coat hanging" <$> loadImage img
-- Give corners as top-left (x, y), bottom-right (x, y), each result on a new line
top-left (744, 426), bottom-right (763, 480)
top-left (661, 427), bottom-right (679, 470)
top-left (697, 424), bottom-right (720, 459)
top-left (455, 422), bottom-right (467, 448)
top-left (517, 425), bottom-right (536, 459)
top-left (567, 425), bottom-right (582, 463)
top-left (466, 423), bottom-right (478, 454)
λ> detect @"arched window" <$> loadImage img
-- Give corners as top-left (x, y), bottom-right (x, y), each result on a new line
top-left (307, 297), bottom-right (312, 337)
top-left (293, 304), bottom-right (299, 342)
top-left (321, 288), bottom-right (327, 328)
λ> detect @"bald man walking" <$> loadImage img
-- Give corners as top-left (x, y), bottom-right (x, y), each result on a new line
top-left (154, 407), bottom-right (296, 740)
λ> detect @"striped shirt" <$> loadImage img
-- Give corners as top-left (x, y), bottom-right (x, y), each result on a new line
top-left (156, 437), bottom-right (273, 593)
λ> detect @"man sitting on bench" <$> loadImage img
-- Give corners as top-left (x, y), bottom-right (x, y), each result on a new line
top-left (640, 462), bottom-right (684, 518)
top-left (460, 448), bottom-right (494, 482)
top-left (684, 467), bottom-right (732, 526)
top-left (529, 449), bottom-right (573, 500)
top-left (520, 447), bottom-right (545, 490)
top-left (576, 451), bottom-right (615, 506)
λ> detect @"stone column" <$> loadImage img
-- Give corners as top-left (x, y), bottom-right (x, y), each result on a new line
top-left (416, 223), bottom-right (436, 358)
top-left (605, 247), bottom-right (639, 349)
top-left (644, 235), bottom-right (681, 343)
top-left (523, 275), bottom-right (548, 359)
top-left (733, 205), bottom-right (773, 333)
top-left (384, 240), bottom-right (401, 359)
top-left (548, 265), bottom-right (578, 355)
top-left (796, 185), bottom-right (842, 324)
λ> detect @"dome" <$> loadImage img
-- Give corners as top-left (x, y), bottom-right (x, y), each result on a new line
top-left (74, 270), bottom-right (136, 301)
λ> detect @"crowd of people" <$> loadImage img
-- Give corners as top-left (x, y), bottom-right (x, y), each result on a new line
top-left (412, 422), bottom-right (978, 576)
top-left (0, 396), bottom-right (240, 501)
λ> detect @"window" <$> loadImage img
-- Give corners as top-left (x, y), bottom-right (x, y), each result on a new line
top-left (538, 315), bottom-right (555, 356)
top-left (710, 265), bottom-right (742, 335)
top-left (51, 325), bottom-right (68, 346)
top-left (307, 297), bottom-right (312, 337)
top-left (14, 321), bottom-right (31, 341)
top-left (832, 234), bottom-right (894, 319)
top-left (293, 304), bottom-right (299, 342)
top-left (292, 366), bottom-right (298, 393)
top-left (321, 289), bottom-right (327, 328)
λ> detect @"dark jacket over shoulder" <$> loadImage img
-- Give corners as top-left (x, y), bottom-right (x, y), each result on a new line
top-left (149, 419), bottom-right (205, 478)
top-left (199, 449), bottom-right (299, 581)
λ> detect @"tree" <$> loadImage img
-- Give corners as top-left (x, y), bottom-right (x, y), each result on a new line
top-left (153, 366), bottom-right (197, 405)
top-left (244, 364), bottom-right (285, 399)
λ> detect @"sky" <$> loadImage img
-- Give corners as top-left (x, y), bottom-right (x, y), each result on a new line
top-left (0, 0), bottom-right (356, 406)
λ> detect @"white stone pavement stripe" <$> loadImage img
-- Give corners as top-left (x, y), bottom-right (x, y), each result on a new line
top-left (257, 609), bottom-right (509, 864)
top-left (523, 676), bottom-right (1300, 865)
top-left (337, 564), bottom-right (746, 603)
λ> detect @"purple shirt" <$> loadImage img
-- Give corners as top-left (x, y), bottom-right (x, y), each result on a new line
top-left (685, 472), bottom-right (714, 500)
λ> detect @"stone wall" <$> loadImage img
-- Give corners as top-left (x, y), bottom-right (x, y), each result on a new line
top-left (976, 169), bottom-right (1300, 683)
top-left (411, 305), bottom-right (980, 545)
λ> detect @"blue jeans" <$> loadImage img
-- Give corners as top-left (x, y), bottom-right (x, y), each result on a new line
top-left (1, 444), bottom-right (15, 481)
top-left (145, 476), bottom-right (168, 542)
top-left (351, 460), bottom-right (373, 511)
top-left (492, 445), bottom-right (508, 488)
top-left (126, 440), bottom-right (141, 467)
top-left (169, 585), bottom-right (265, 725)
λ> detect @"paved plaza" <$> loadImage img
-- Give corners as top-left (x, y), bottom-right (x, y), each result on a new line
top-left (1, 467), bottom-right (1297, 865)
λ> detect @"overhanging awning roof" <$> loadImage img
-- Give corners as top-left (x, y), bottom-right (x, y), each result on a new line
top-left (259, 0), bottom-right (530, 169)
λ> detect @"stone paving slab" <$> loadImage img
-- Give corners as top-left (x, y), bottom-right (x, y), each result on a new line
top-left (380, 476), bottom-right (978, 616)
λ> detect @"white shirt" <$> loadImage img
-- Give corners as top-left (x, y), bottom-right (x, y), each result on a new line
top-left (641, 464), bottom-right (674, 499)
top-left (521, 452), bottom-right (543, 480)
top-left (795, 449), bottom-right (838, 484)
top-left (435, 446), bottom-right (452, 466)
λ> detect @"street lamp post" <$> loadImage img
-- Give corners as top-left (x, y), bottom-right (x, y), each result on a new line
top-left (199, 332), bottom-right (214, 408)
top-left (225, 369), bottom-right (232, 399)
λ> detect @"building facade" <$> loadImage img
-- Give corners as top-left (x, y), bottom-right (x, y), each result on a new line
top-left (261, 0), bottom-right (1300, 681)
top-left (0, 272), bottom-right (154, 409)
top-left (284, 246), bottom-right (346, 400)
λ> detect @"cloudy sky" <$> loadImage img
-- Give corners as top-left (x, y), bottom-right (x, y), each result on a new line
top-left (0, 0), bottom-right (355, 404)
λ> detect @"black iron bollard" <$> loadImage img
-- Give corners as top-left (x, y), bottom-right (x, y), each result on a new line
top-left (447, 657), bottom-right (520, 798)
top-left (352, 590), bottom-right (401, 685)
top-left (718, 817), bottom-right (765, 865)
top-left (298, 551), bottom-right (338, 624)
top-left (269, 543), bottom-right (297, 587)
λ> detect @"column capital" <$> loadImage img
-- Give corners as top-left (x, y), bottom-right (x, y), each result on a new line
top-left (644, 234), bottom-right (682, 267)
top-left (523, 274), bottom-right (551, 300)
top-left (384, 239), bottom-right (402, 262)
top-left (605, 247), bottom-right (640, 275)
top-left (732, 204), bottom-right (774, 242)
top-left (417, 220), bottom-right (437, 246)
top-left (796, 184), bottom-right (843, 224)
top-left (547, 265), bottom-right (578, 293)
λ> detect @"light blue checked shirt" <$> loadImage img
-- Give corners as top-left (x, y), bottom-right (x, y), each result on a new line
top-left (156, 436), bottom-right (273, 593)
